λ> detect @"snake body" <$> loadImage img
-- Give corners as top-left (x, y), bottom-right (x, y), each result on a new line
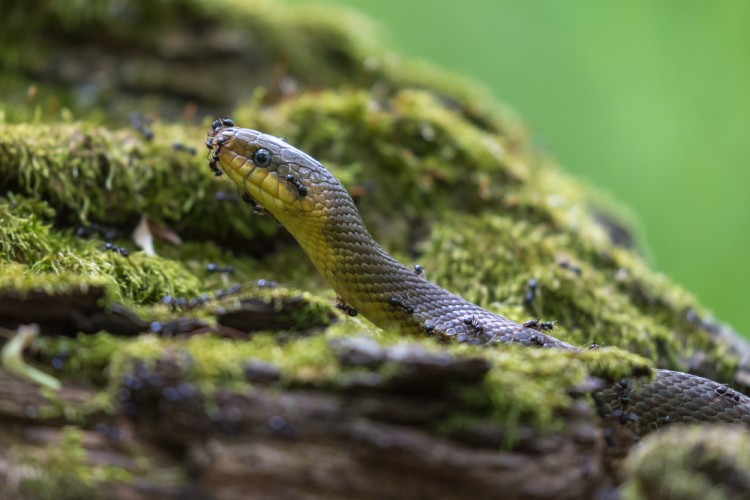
top-left (207, 120), bottom-right (750, 433)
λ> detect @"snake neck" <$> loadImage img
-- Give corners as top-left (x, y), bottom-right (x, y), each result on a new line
top-left (311, 196), bottom-right (424, 330)
top-left (286, 184), bottom-right (575, 348)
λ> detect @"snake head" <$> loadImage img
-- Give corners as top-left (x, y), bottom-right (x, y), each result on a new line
top-left (206, 120), bottom-right (351, 246)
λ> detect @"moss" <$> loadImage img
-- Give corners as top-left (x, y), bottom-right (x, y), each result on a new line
top-left (99, 332), bottom-right (341, 397)
top-left (0, 122), bottom-right (283, 242)
top-left (620, 425), bottom-right (750, 500)
top-left (443, 343), bottom-right (650, 435)
top-left (481, 348), bottom-right (585, 431)
top-left (0, 262), bottom-right (107, 298)
top-left (197, 0), bottom-right (376, 85)
top-left (0, 193), bottom-right (57, 262)
top-left (15, 426), bottom-right (131, 500)
top-left (34, 250), bottom-right (203, 305)
top-left (0, 203), bottom-right (204, 305)
top-left (0, 0), bottom-right (377, 119)
top-left (32, 332), bottom-right (124, 383)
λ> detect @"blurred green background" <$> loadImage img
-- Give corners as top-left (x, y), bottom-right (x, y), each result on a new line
top-left (290, 0), bottom-right (750, 334)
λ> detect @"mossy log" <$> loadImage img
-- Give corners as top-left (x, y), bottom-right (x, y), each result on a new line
top-left (1, 1), bottom-right (750, 498)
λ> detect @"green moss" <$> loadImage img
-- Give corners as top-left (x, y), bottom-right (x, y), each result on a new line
top-left (0, 238), bottom-right (203, 309)
top-left (0, 262), bottom-right (107, 298)
top-left (621, 425), bottom-right (750, 500)
top-left (32, 332), bottom-right (124, 382)
top-left (15, 426), bottom-right (131, 500)
top-left (198, 0), bottom-right (376, 85)
top-left (575, 347), bottom-right (653, 382)
top-left (0, 0), bottom-right (378, 120)
top-left (449, 343), bottom-right (650, 434)
top-left (0, 122), bottom-right (280, 243)
top-left (0, 193), bottom-right (57, 262)
top-left (101, 331), bottom-right (340, 396)
top-left (481, 348), bottom-right (585, 431)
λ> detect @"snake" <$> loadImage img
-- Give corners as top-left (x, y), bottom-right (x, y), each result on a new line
top-left (205, 118), bottom-right (750, 436)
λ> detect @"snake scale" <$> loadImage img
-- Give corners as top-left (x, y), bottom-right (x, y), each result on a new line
top-left (206, 118), bottom-right (750, 436)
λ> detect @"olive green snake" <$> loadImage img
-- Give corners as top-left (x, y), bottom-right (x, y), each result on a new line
top-left (206, 119), bottom-right (750, 436)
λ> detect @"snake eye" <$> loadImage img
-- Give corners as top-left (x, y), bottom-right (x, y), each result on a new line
top-left (252, 148), bottom-right (272, 168)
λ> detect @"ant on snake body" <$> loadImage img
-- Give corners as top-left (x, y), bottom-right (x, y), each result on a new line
top-left (286, 175), bottom-right (308, 198)
top-left (389, 295), bottom-right (415, 314)
top-left (462, 315), bottom-right (485, 336)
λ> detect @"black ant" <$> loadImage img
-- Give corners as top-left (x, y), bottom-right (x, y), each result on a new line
top-left (241, 193), bottom-right (266, 215)
top-left (130, 112), bottom-right (154, 141)
top-left (211, 117), bottom-right (235, 131)
top-left (424, 321), bottom-right (436, 335)
top-left (215, 284), bottom-right (242, 299)
top-left (75, 223), bottom-right (118, 241)
top-left (413, 264), bottom-right (424, 277)
top-left (285, 175), bottom-right (308, 198)
top-left (462, 315), bottom-right (484, 335)
top-left (172, 142), bottom-right (197, 155)
top-left (208, 161), bottom-right (222, 176)
top-left (207, 136), bottom-right (226, 177)
top-left (389, 296), bottom-right (415, 314)
top-left (522, 317), bottom-right (556, 332)
top-left (186, 293), bottom-right (212, 309)
top-left (206, 262), bottom-right (234, 274)
top-left (104, 242), bottom-right (129, 257)
top-left (335, 298), bottom-right (358, 317)
top-left (527, 333), bottom-right (546, 347)
top-left (583, 342), bottom-right (601, 350)
top-left (713, 384), bottom-right (741, 404)
top-left (558, 260), bottom-right (582, 276)
top-left (255, 279), bottom-right (278, 288)
top-left (502, 317), bottom-right (554, 346)
top-left (160, 295), bottom-right (188, 312)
